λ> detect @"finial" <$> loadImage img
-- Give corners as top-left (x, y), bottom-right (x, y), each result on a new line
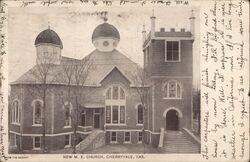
top-left (48, 21), bottom-right (50, 29)
top-left (151, 9), bottom-right (156, 18)
top-left (104, 16), bottom-right (108, 22)
top-left (189, 9), bottom-right (195, 19)
top-left (102, 11), bottom-right (108, 22)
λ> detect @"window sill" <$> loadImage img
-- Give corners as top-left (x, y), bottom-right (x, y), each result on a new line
top-left (78, 126), bottom-right (92, 128)
top-left (12, 123), bottom-right (20, 126)
top-left (110, 141), bottom-right (118, 144)
top-left (138, 141), bottom-right (142, 144)
top-left (64, 145), bottom-right (71, 148)
top-left (163, 97), bottom-right (182, 100)
top-left (105, 124), bottom-right (127, 126)
top-left (63, 126), bottom-right (72, 129)
top-left (136, 124), bottom-right (143, 126)
top-left (164, 60), bottom-right (181, 62)
top-left (32, 148), bottom-right (41, 150)
top-left (32, 124), bottom-right (42, 127)
top-left (124, 141), bottom-right (131, 144)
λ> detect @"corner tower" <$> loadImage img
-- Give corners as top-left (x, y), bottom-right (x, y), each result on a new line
top-left (142, 11), bottom-right (195, 147)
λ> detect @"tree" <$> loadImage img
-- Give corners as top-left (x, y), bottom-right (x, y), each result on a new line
top-left (29, 52), bottom-right (59, 153)
top-left (131, 66), bottom-right (149, 153)
top-left (193, 89), bottom-right (200, 136)
top-left (60, 55), bottom-right (93, 153)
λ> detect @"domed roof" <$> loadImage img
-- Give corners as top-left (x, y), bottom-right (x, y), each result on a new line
top-left (92, 23), bottom-right (120, 41)
top-left (35, 28), bottom-right (63, 49)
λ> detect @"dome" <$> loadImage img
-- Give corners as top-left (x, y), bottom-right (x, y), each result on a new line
top-left (35, 28), bottom-right (63, 49)
top-left (92, 23), bottom-right (120, 41)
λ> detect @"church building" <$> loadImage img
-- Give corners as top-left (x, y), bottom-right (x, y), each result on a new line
top-left (9, 19), bottom-right (145, 151)
top-left (9, 11), bottom-right (198, 152)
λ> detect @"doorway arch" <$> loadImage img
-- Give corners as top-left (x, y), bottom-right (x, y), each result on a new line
top-left (163, 108), bottom-right (182, 131)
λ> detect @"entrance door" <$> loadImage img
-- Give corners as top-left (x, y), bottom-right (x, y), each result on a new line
top-left (94, 114), bottom-right (100, 129)
top-left (166, 110), bottom-right (179, 130)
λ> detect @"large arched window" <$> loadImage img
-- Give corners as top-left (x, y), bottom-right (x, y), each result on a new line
top-left (163, 81), bottom-right (182, 99)
top-left (105, 86), bottom-right (126, 124)
top-left (12, 100), bottom-right (20, 124)
top-left (63, 102), bottom-right (72, 127)
top-left (32, 100), bottom-right (43, 125)
top-left (137, 104), bottom-right (143, 124)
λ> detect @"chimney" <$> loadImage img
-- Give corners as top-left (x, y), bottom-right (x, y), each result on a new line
top-left (180, 28), bottom-right (185, 32)
top-left (170, 28), bottom-right (175, 32)
top-left (150, 9), bottom-right (156, 38)
top-left (189, 10), bottom-right (195, 36)
top-left (160, 28), bottom-right (165, 32)
top-left (142, 24), bottom-right (146, 43)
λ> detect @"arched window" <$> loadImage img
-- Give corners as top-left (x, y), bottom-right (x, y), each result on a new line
top-left (137, 104), bottom-right (143, 124)
top-left (106, 86), bottom-right (126, 100)
top-left (12, 100), bottom-right (20, 124)
top-left (163, 81), bottom-right (182, 99)
top-left (33, 100), bottom-right (43, 125)
top-left (105, 86), bottom-right (126, 124)
top-left (64, 102), bottom-right (72, 127)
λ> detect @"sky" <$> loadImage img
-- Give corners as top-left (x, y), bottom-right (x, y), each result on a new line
top-left (8, 6), bottom-right (200, 86)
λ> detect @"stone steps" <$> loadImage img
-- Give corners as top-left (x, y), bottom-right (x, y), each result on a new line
top-left (161, 130), bottom-right (200, 154)
top-left (75, 130), bottom-right (105, 153)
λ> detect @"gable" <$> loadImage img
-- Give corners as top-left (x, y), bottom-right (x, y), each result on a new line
top-left (100, 67), bottom-right (131, 86)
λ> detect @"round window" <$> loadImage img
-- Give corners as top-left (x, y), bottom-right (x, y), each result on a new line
top-left (103, 41), bottom-right (109, 47)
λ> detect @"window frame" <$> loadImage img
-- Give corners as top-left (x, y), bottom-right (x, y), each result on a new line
top-left (63, 102), bottom-right (72, 128)
top-left (110, 131), bottom-right (117, 143)
top-left (81, 109), bottom-right (86, 127)
top-left (145, 46), bottom-right (150, 66)
top-left (33, 136), bottom-right (41, 150)
top-left (12, 100), bottom-right (20, 125)
top-left (32, 99), bottom-right (43, 126)
top-left (138, 131), bottom-right (143, 143)
top-left (124, 131), bottom-right (131, 143)
top-left (163, 81), bottom-right (182, 99)
top-left (64, 134), bottom-right (71, 148)
top-left (165, 40), bottom-right (181, 62)
top-left (105, 86), bottom-right (126, 125)
top-left (136, 104), bottom-right (144, 125)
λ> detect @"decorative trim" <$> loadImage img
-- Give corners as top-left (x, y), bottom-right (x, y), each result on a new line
top-left (106, 129), bottom-right (142, 132)
top-left (9, 130), bottom-right (91, 136)
top-left (104, 124), bottom-right (127, 127)
top-left (163, 107), bottom-right (183, 118)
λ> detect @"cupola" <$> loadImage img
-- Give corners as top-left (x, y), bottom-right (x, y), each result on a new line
top-left (34, 26), bottom-right (63, 64)
top-left (92, 19), bottom-right (120, 52)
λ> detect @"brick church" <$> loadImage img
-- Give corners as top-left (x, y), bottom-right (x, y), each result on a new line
top-left (9, 11), bottom-right (198, 152)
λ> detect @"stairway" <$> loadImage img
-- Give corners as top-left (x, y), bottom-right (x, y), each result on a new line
top-left (75, 130), bottom-right (105, 153)
top-left (161, 130), bottom-right (200, 154)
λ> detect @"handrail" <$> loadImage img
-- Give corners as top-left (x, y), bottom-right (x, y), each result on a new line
top-left (158, 128), bottom-right (164, 148)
